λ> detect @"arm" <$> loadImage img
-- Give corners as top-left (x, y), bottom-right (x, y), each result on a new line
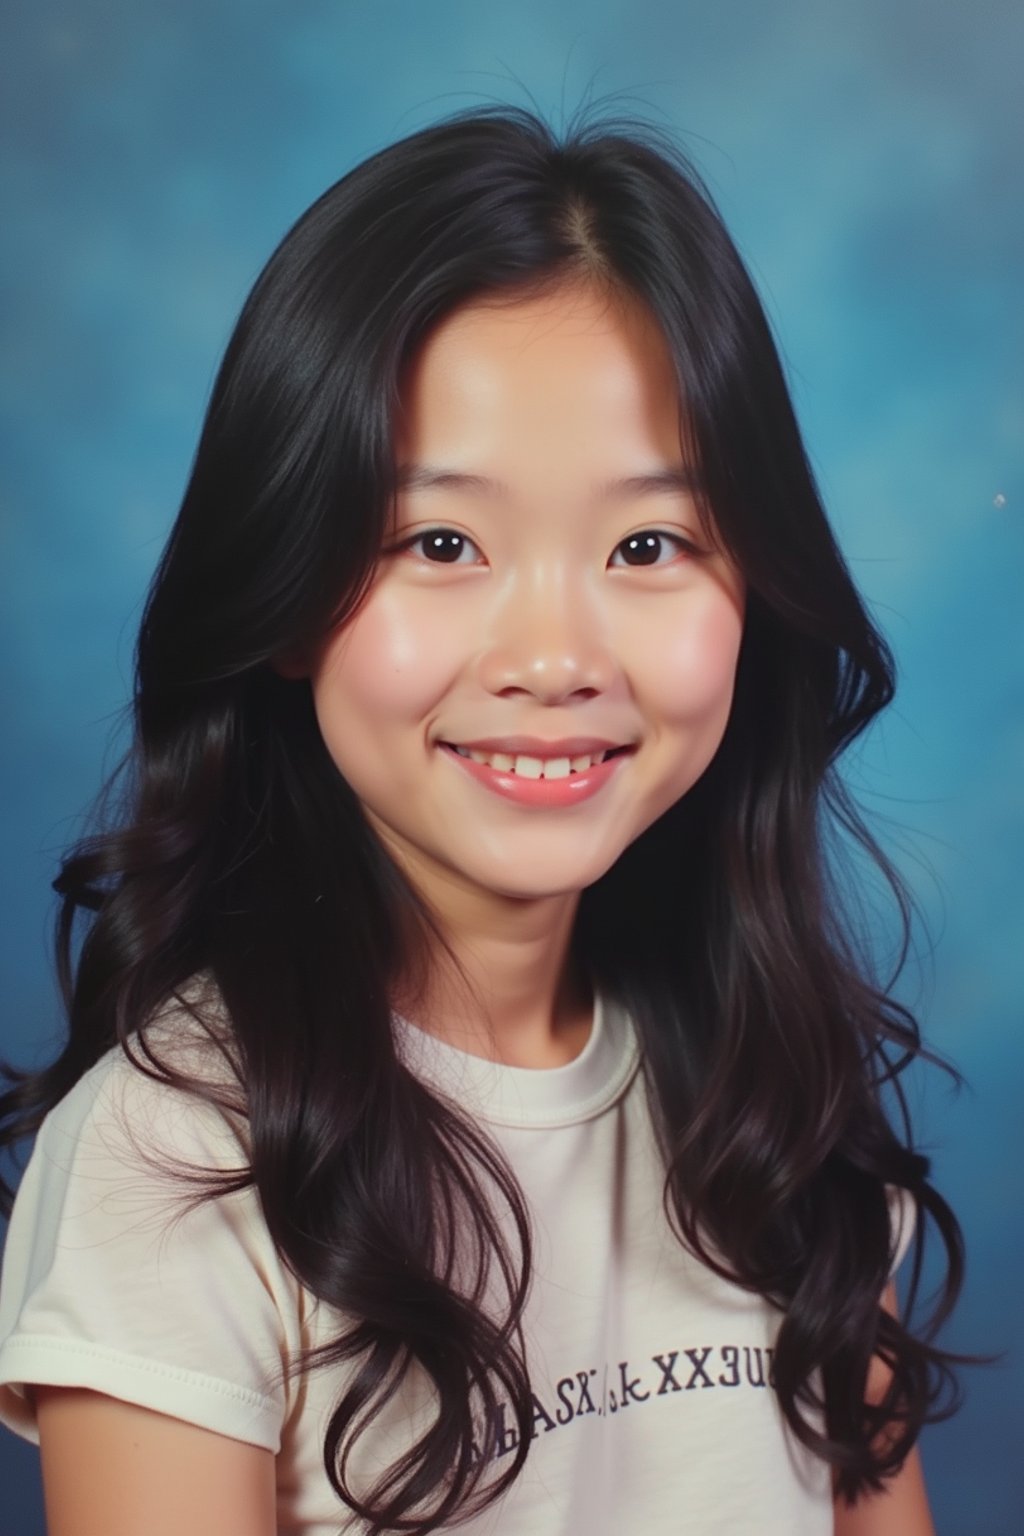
top-left (36, 1387), bottom-right (276, 1536)
top-left (832, 1281), bottom-right (936, 1536)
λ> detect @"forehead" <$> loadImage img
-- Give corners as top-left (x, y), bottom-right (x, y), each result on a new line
top-left (394, 281), bottom-right (686, 475)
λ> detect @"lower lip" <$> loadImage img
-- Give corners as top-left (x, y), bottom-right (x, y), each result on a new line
top-left (440, 745), bottom-right (632, 807)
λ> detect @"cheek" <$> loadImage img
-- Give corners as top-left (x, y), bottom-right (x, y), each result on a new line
top-left (642, 593), bottom-right (745, 726)
top-left (310, 587), bottom-right (464, 746)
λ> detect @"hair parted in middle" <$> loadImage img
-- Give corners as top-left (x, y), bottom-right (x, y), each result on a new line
top-left (1, 102), bottom-right (968, 1533)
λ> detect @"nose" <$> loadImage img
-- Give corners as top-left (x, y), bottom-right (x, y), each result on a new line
top-left (476, 571), bottom-right (617, 704)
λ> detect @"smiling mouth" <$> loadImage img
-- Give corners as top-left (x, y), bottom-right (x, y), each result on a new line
top-left (442, 744), bottom-right (633, 780)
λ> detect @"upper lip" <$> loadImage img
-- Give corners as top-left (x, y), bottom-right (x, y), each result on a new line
top-left (440, 736), bottom-right (632, 757)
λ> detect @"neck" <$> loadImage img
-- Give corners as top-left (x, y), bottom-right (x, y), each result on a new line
top-left (391, 873), bottom-right (593, 1068)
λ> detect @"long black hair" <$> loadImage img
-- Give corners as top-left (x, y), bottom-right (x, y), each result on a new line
top-left (1, 103), bottom-right (973, 1531)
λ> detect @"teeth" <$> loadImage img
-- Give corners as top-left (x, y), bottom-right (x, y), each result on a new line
top-left (450, 745), bottom-right (615, 776)
top-left (542, 757), bottom-right (571, 780)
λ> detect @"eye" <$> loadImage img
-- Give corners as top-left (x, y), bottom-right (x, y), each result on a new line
top-left (609, 530), bottom-right (695, 567)
top-left (400, 528), bottom-right (484, 565)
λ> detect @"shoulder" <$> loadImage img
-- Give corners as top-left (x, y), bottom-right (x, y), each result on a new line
top-left (0, 978), bottom-right (298, 1454)
top-left (40, 975), bottom-right (249, 1176)
top-left (11, 976), bottom-right (255, 1297)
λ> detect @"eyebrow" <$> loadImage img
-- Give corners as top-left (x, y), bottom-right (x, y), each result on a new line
top-left (395, 464), bottom-right (700, 498)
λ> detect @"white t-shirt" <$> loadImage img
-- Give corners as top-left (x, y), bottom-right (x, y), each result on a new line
top-left (0, 989), bottom-right (915, 1533)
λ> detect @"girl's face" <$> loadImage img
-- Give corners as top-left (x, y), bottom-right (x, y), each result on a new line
top-left (305, 281), bottom-right (745, 911)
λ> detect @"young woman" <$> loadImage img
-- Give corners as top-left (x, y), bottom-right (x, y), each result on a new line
top-left (0, 105), bottom-right (969, 1534)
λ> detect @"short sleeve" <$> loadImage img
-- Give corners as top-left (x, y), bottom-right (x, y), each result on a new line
top-left (0, 1044), bottom-right (303, 1451)
top-left (885, 1183), bottom-right (918, 1279)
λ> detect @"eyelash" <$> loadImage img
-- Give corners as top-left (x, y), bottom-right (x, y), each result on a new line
top-left (392, 527), bottom-right (700, 568)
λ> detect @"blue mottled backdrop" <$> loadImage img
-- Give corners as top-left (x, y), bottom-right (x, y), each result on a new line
top-left (1, 1), bottom-right (1021, 1531)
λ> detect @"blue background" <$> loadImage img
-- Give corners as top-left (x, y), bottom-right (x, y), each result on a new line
top-left (1, 2), bottom-right (1021, 1531)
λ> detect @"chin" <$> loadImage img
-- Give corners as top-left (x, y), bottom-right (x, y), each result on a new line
top-left (465, 852), bottom-right (624, 903)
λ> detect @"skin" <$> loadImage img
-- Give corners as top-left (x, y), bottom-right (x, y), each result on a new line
top-left (297, 279), bottom-right (746, 1063)
top-left (35, 1388), bottom-right (275, 1536)
top-left (36, 279), bottom-right (934, 1533)
top-left (832, 1282), bottom-right (936, 1536)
